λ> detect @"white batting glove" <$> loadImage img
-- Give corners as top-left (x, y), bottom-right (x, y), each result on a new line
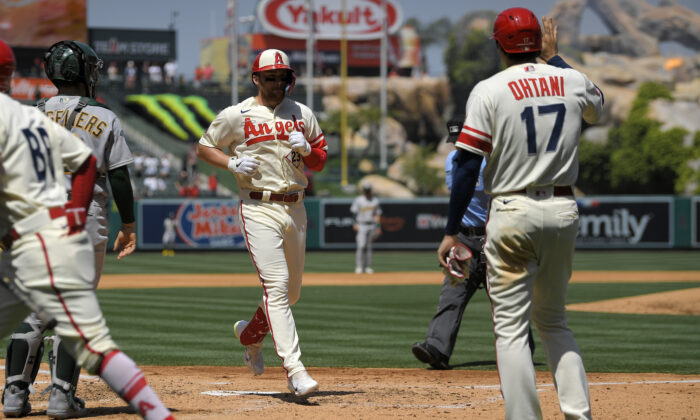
top-left (228, 156), bottom-right (260, 176)
top-left (288, 131), bottom-right (311, 156)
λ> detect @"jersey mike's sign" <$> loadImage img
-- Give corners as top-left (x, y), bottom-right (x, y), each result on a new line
top-left (257, 0), bottom-right (402, 40)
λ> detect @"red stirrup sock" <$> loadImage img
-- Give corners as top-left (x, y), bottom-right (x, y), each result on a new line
top-left (100, 350), bottom-right (174, 420)
top-left (240, 307), bottom-right (270, 345)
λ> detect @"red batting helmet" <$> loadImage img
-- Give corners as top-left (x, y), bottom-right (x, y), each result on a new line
top-left (491, 7), bottom-right (542, 54)
top-left (252, 49), bottom-right (296, 95)
top-left (0, 38), bottom-right (15, 93)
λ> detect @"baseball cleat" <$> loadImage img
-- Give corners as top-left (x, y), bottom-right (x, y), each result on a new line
top-left (364, 267), bottom-right (374, 274)
top-left (234, 320), bottom-right (264, 376)
top-left (355, 267), bottom-right (363, 274)
top-left (2, 382), bottom-right (31, 417)
top-left (47, 386), bottom-right (87, 419)
top-left (287, 370), bottom-right (319, 397)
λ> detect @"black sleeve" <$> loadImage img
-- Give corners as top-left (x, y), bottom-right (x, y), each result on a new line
top-left (108, 165), bottom-right (135, 224)
top-left (445, 150), bottom-right (483, 235)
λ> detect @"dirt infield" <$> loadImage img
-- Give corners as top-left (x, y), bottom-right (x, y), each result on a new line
top-left (3, 271), bottom-right (698, 419)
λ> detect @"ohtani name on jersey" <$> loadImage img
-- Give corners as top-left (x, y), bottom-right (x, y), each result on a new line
top-left (244, 118), bottom-right (305, 140)
top-left (46, 110), bottom-right (107, 138)
top-left (508, 76), bottom-right (564, 101)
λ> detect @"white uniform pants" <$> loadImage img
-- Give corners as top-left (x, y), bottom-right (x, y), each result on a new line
top-left (239, 199), bottom-right (307, 376)
top-left (485, 192), bottom-right (591, 420)
top-left (0, 218), bottom-right (118, 374)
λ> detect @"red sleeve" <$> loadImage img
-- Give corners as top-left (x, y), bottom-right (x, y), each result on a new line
top-left (68, 155), bottom-right (97, 212)
top-left (302, 147), bottom-right (327, 172)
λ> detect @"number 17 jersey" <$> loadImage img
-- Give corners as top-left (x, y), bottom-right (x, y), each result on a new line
top-left (456, 62), bottom-right (603, 195)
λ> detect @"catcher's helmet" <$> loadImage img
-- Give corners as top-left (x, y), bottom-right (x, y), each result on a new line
top-left (0, 38), bottom-right (15, 94)
top-left (252, 49), bottom-right (296, 95)
top-left (44, 40), bottom-right (103, 98)
top-left (491, 7), bottom-right (542, 54)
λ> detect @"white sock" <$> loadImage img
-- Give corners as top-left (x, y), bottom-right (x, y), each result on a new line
top-left (99, 350), bottom-right (173, 420)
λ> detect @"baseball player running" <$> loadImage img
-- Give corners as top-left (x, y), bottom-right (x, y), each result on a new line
top-left (350, 182), bottom-right (382, 274)
top-left (412, 117), bottom-right (535, 370)
top-left (0, 61), bottom-right (172, 419)
top-left (197, 49), bottom-right (327, 397)
top-left (437, 11), bottom-right (603, 419)
top-left (2, 40), bottom-right (136, 418)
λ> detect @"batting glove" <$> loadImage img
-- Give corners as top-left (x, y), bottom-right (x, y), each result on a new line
top-left (288, 131), bottom-right (311, 156)
top-left (228, 156), bottom-right (260, 176)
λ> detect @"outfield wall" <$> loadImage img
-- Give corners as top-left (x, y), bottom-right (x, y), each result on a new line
top-left (107, 196), bottom-right (700, 250)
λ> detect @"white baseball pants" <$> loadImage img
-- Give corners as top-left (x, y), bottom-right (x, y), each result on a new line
top-left (239, 198), bottom-right (307, 376)
top-left (485, 191), bottom-right (591, 420)
top-left (0, 218), bottom-right (119, 374)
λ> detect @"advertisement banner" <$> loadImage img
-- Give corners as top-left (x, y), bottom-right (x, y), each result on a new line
top-left (137, 199), bottom-right (246, 250)
top-left (9, 77), bottom-right (57, 101)
top-left (89, 28), bottom-right (176, 62)
top-left (0, 0), bottom-right (86, 47)
top-left (257, 0), bottom-right (402, 40)
top-left (322, 198), bottom-right (448, 249)
top-left (576, 197), bottom-right (673, 248)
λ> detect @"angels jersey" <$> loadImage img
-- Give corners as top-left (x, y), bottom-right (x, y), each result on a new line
top-left (0, 93), bottom-right (92, 234)
top-left (456, 62), bottom-right (603, 194)
top-left (199, 96), bottom-right (327, 194)
top-left (42, 95), bottom-right (133, 201)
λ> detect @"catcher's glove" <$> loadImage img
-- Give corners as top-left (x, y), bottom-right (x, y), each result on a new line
top-left (442, 243), bottom-right (472, 287)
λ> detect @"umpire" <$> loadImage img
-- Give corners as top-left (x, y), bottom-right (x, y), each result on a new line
top-left (412, 116), bottom-right (535, 369)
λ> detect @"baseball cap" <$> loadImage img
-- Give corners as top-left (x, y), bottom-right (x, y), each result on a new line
top-left (446, 115), bottom-right (465, 144)
top-left (362, 182), bottom-right (372, 191)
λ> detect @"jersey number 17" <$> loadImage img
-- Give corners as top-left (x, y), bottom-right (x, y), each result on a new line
top-left (520, 103), bottom-right (566, 155)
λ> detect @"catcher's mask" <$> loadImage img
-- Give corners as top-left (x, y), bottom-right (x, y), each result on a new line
top-left (0, 38), bottom-right (15, 93)
top-left (44, 40), bottom-right (103, 98)
top-left (251, 49), bottom-right (296, 96)
top-left (491, 7), bottom-right (542, 54)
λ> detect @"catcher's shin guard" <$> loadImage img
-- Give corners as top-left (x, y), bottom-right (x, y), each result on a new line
top-left (4, 321), bottom-right (45, 389)
top-left (47, 336), bottom-right (81, 394)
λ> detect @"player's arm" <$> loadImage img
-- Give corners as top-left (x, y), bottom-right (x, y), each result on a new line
top-left (108, 165), bottom-right (136, 259)
top-left (438, 149), bottom-right (483, 267)
top-left (540, 16), bottom-right (605, 106)
top-left (66, 155), bottom-right (97, 234)
top-left (301, 113), bottom-right (328, 172)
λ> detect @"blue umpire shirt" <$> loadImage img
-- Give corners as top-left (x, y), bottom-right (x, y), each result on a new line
top-left (445, 150), bottom-right (488, 229)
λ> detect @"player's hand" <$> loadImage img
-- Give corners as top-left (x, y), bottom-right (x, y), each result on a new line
top-left (539, 16), bottom-right (559, 62)
top-left (288, 131), bottom-right (311, 156)
top-left (228, 156), bottom-right (261, 176)
top-left (113, 222), bottom-right (136, 260)
top-left (437, 234), bottom-right (459, 268)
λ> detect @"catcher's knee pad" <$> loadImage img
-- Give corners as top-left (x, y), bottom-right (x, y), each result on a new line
top-left (5, 322), bottom-right (45, 386)
top-left (47, 336), bottom-right (81, 392)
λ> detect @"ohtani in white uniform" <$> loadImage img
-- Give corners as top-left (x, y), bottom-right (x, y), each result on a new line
top-left (0, 92), bottom-right (173, 420)
top-left (198, 49), bottom-right (327, 397)
top-left (439, 12), bottom-right (603, 420)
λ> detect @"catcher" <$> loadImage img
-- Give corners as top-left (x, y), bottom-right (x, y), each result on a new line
top-left (412, 116), bottom-right (535, 369)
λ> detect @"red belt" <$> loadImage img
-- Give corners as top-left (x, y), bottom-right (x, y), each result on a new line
top-left (248, 191), bottom-right (305, 203)
top-left (510, 186), bottom-right (573, 196)
top-left (0, 207), bottom-right (66, 251)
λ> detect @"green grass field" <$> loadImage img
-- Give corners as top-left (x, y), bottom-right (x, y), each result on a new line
top-left (2, 250), bottom-right (699, 375)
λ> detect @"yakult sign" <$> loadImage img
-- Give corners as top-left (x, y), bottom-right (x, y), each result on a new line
top-left (257, 0), bottom-right (402, 40)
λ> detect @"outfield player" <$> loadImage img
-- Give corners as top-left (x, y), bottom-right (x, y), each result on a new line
top-left (3, 40), bottom-right (136, 418)
top-left (413, 117), bottom-right (535, 370)
top-left (437, 11), bottom-right (603, 419)
top-left (0, 80), bottom-right (173, 419)
top-left (197, 49), bottom-right (327, 397)
top-left (350, 183), bottom-right (381, 274)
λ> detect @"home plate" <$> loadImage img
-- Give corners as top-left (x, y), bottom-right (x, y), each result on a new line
top-left (202, 390), bottom-right (279, 396)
